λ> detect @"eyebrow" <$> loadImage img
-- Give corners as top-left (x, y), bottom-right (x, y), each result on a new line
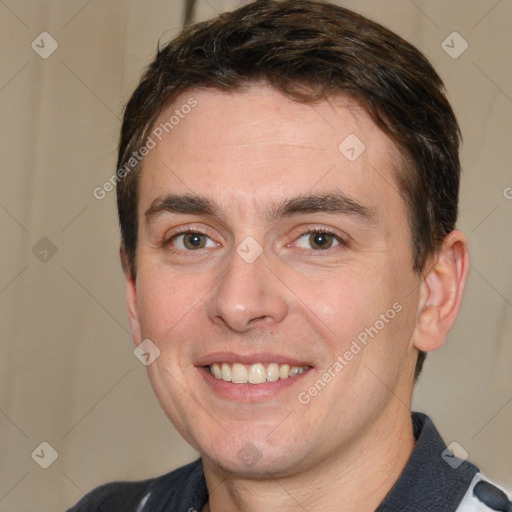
top-left (144, 191), bottom-right (377, 226)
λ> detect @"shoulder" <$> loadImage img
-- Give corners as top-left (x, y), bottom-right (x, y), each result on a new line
top-left (456, 473), bottom-right (512, 511)
top-left (65, 459), bottom-right (203, 512)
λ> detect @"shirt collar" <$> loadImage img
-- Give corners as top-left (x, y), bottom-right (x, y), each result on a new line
top-left (376, 411), bottom-right (479, 512)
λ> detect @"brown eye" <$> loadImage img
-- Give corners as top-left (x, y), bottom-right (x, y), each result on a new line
top-left (182, 233), bottom-right (207, 249)
top-left (309, 232), bottom-right (334, 250)
top-left (295, 230), bottom-right (344, 251)
top-left (169, 232), bottom-right (217, 251)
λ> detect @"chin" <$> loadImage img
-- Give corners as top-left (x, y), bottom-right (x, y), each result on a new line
top-left (203, 446), bottom-right (305, 478)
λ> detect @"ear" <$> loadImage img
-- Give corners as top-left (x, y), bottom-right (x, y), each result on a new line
top-left (412, 230), bottom-right (470, 352)
top-left (120, 246), bottom-right (142, 347)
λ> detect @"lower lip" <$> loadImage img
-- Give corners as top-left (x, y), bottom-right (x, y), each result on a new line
top-left (198, 367), bottom-right (311, 402)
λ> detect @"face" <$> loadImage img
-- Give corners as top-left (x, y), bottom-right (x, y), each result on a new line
top-left (126, 84), bottom-right (423, 477)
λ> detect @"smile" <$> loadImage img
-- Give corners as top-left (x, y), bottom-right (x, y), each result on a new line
top-left (209, 362), bottom-right (309, 384)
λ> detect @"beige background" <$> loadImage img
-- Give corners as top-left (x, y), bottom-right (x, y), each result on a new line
top-left (0, 1), bottom-right (511, 510)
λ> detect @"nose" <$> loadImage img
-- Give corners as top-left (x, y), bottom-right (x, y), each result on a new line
top-left (207, 243), bottom-right (288, 333)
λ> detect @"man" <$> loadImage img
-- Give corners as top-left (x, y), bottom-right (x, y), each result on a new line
top-left (67, 1), bottom-right (511, 511)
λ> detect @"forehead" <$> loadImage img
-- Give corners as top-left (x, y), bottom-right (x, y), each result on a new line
top-left (137, 85), bottom-right (406, 226)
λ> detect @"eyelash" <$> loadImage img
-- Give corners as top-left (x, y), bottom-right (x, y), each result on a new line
top-left (163, 227), bottom-right (347, 255)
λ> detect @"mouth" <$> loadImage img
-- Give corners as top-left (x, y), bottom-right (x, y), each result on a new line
top-left (196, 353), bottom-right (312, 402)
top-left (208, 362), bottom-right (309, 384)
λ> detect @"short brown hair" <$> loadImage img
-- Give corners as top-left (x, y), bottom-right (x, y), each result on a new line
top-left (117, 0), bottom-right (462, 379)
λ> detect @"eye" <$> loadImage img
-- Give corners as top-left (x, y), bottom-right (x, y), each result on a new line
top-left (295, 229), bottom-right (345, 251)
top-left (167, 231), bottom-right (218, 251)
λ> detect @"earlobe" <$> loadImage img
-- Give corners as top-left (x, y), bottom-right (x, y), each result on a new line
top-left (121, 246), bottom-right (142, 347)
top-left (413, 230), bottom-right (470, 353)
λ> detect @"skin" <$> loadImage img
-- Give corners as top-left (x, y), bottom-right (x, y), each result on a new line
top-left (123, 84), bottom-right (469, 512)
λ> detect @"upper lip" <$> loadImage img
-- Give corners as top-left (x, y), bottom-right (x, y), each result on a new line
top-left (195, 351), bottom-right (311, 367)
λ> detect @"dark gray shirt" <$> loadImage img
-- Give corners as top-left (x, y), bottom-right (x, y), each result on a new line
top-left (66, 412), bottom-right (510, 511)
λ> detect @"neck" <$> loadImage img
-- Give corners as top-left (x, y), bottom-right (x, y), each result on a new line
top-left (202, 403), bottom-right (415, 512)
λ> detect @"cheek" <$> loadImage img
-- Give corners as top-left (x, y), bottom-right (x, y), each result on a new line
top-left (279, 263), bottom-right (392, 358)
top-left (305, 262), bottom-right (413, 367)
top-left (135, 267), bottom-right (206, 348)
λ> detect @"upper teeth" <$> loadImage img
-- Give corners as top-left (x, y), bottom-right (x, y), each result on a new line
top-left (209, 362), bottom-right (306, 384)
